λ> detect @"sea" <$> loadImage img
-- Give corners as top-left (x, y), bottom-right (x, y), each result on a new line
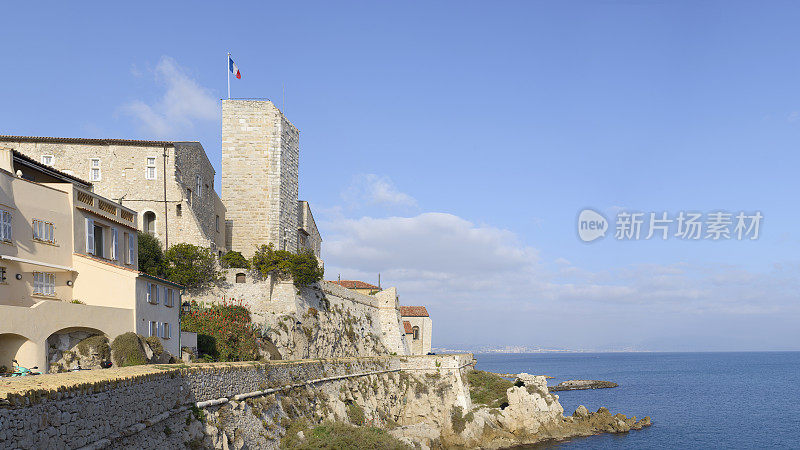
top-left (473, 352), bottom-right (800, 449)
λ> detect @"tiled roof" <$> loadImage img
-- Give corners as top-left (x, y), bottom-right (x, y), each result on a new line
top-left (329, 280), bottom-right (380, 290)
top-left (403, 321), bottom-right (413, 334)
top-left (400, 306), bottom-right (429, 317)
top-left (0, 135), bottom-right (185, 147)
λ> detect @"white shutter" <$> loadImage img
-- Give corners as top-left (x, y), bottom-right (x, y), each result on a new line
top-left (111, 228), bottom-right (118, 260)
top-left (149, 321), bottom-right (154, 337)
top-left (1, 210), bottom-right (11, 240)
top-left (146, 283), bottom-right (152, 303)
top-left (86, 219), bottom-right (94, 254)
top-left (166, 323), bottom-right (171, 339)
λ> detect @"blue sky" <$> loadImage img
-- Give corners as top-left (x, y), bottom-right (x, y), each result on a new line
top-left (2, 1), bottom-right (799, 351)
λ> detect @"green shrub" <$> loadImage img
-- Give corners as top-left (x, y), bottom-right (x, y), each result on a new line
top-left (70, 299), bottom-right (84, 304)
top-left (145, 336), bottom-right (164, 356)
top-left (451, 406), bottom-right (467, 433)
top-left (164, 243), bottom-right (221, 289)
top-left (251, 243), bottom-right (323, 287)
top-left (138, 232), bottom-right (165, 277)
top-left (279, 421), bottom-right (410, 450)
top-left (111, 332), bottom-right (148, 367)
top-left (465, 370), bottom-right (514, 409)
top-left (220, 250), bottom-right (249, 269)
top-left (77, 335), bottom-right (110, 361)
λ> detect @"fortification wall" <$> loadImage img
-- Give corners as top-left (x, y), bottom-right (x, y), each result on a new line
top-left (186, 276), bottom-right (409, 358)
top-left (0, 354), bottom-right (473, 450)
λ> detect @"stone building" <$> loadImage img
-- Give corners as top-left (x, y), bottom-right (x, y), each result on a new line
top-left (328, 279), bottom-right (381, 295)
top-left (0, 136), bottom-right (227, 254)
top-left (401, 305), bottom-right (433, 355)
top-left (0, 148), bottom-right (181, 372)
top-left (221, 99), bottom-right (322, 259)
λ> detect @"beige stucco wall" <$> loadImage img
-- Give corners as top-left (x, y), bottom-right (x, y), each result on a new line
top-left (404, 315), bottom-right (433, 355)
top-left (134, 276), bottom-right (181, 357)
top-left (0, 301), bottom-right (133, 372)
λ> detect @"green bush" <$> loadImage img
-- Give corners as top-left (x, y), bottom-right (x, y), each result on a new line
top-left (465, 370), bottom-right (514, 409)
top-left (111, 332), bottom-right (148, 367)
top-left (251, 243), bottom-right (323, 287)
top-left (220, 250), bottom-right (249, 269)
top-left (164, 243), bottom-right (221, 289)
top-left (279, 421), bottom-right (410, 450)
top-left (145, 335), bottom-right (164, 356)
top-left (138, 232), bottom-right (166, 277)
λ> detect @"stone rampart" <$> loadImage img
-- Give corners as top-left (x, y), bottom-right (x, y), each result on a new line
top-left (0, 354), bottom-right (473, 449)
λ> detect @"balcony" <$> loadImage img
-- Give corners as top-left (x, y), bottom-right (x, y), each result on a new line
top-left (73, 187), bottom-right (137, 229)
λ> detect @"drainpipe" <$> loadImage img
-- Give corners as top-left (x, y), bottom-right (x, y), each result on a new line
top-left (163, 145), bottom-right (169, 248)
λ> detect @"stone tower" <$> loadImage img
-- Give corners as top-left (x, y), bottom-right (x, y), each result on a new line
top-left (221, 100), bottom-right (299, 258)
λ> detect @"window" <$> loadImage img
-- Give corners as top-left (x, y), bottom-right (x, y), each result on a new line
top-left (32, 219), bottom-right (55, 243)
top-left (143, 211), bottom-right (156, 235)
top-left (215, 215), bottom-right (220, 232)
top-left (196, 175), bottom-right (202, 199)
top-left (176, 204), bottom-right (182, 217)
top-left (166, 288), bottom-right (174, 307)
top-left (186, 188), bottom-right (192, 205)
top-left (235, 273), bottom-right (246, 283)
top-left (147, 282), bottom-right (159, 304)
top-left (412, 326), bottom-right (420, 341)
top-left (111, 228), bottom-right (118, 260)
top-left (127, 233), bottom-right (135, 264)
top-left (0, 266), bottom-right (6, 283)
top-left (41, 155), bottom-right (54, 166)
top-left (90, 159), bottom-right (101, 181)
top-left (93, 224), bottom-right (104, 258)
top-left (33, 272), bottom-right (56, 296)
top-left (146, 157), bottom-right (157, 180)
top-left (162, 322), bottom-right (171, 339)
top-left (149, 321), bottom-right (158, 337)
top-left (1, 210), bottom-right (12, 242)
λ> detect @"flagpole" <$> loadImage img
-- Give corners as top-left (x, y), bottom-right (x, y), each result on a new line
top-left (227, 52), bottom-right (231, 99)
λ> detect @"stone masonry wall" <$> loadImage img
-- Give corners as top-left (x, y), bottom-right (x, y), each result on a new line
top-left (221, 100), bottom-right (299, 258)
top-left (0, 355), bottom-right (473, 450)
top-left (187, 276), bottom-right (410, 358)
top-left (1, 138), bottom-right (225, 251)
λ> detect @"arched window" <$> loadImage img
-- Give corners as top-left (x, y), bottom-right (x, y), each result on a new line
top-left (143, 212), bottom-right (156, 235)
top-left (412, 326), bottom-right (420, 340)
top-left (235, 273), bottom-right (246, 283)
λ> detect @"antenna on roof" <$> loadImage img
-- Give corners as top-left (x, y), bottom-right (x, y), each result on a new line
top-left (378, 273), bottom-right (381, 289)
top-left (338, 274), bottom-right (341, 281)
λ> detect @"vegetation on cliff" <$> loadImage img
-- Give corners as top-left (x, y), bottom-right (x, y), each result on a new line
top-left (251, 243), bottom-right (323, 287)
top-left (465, 370), bottom-right (514, 409)
top-left (279, 421), bottom-right (411, 450)
top-left (181, 299), bottom-right (259, 361)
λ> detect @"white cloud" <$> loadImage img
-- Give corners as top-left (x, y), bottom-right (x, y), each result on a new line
top-left (121, 56), bottom-right (218, 138)
top-left (342, 174), bottom-right (417, 208)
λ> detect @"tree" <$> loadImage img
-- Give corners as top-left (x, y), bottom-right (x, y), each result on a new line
top-left (220, 250), bottom-right (249, 269)
top-left (251, 243), bottom-right (323, 287)
top-left (138, 232), bottom-right (165, 277)
top-left (164, 243), bottom-right (220, 289)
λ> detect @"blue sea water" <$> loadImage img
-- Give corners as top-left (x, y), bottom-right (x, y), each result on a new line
top-left (473, 352), bottom-right (800, 449)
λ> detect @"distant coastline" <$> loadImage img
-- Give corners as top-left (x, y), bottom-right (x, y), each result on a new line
top-left (433, 346), bottom-right (654, 354)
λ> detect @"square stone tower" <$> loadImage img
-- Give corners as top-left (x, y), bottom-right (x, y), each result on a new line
top-left (221, 100), bottom-right (299, 258)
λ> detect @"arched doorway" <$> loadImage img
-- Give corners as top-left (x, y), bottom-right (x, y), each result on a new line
top-left (143, 211), bottom-right (156, 235)
top-left (46, 327), bottom-right (109, 373)
top-left (0, 333), bottom-right (37, 373)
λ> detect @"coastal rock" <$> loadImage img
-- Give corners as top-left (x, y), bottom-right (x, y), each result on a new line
top-left (549, 380), bottom-right (619, 391)
top-left (573, 405), bottom-right (589, 418)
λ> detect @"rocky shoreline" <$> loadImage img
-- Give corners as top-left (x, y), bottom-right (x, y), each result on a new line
top-left (549, 379), bottom-right (619, 391)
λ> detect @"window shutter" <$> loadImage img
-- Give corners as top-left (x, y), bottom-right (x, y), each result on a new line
top-left (146, 283), bottom-right (151, 303)
top-left (86, 219), bottom-right (94, 254)
top-left (128, 234), bottom-right (134, 264)
top-left (112, 228), bottom-right (118, 260)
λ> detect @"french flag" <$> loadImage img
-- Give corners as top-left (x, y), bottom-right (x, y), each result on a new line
top-left (229, 55), bottom-right (241, 79)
